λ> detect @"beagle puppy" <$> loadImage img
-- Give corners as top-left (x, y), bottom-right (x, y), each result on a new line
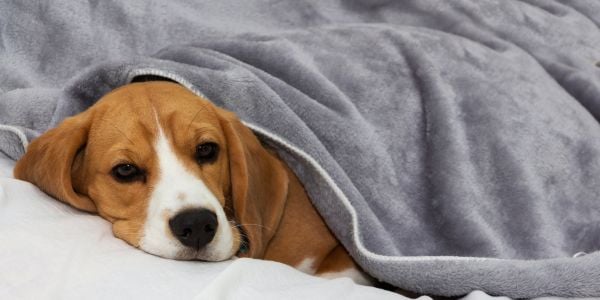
top-left (13, 81), bottom-right (371, 284)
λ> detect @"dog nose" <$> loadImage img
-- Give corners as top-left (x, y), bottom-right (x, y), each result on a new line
top-left (169, 209), bottom-right (218, 250)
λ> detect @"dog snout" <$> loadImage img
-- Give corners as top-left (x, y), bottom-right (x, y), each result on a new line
top-left (169, 209), bottom-right (218, 250)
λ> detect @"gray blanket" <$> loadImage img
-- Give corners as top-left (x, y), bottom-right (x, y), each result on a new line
top-left (2, 1), bottom-right (600, 298)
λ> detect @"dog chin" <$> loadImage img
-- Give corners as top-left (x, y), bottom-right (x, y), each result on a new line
top-left (138, 243), bottom-right (237, 262)
top-left (138, 224), bottom-right (241, 262)
top-left (175, 248), bottom-right (235, 261)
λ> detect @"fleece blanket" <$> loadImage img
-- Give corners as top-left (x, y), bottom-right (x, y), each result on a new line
top-left (1, 1), bottom-right (600, 298)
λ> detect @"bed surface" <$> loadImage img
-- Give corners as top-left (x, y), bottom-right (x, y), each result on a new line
top-left (0, 153), bottom-right (408, 300)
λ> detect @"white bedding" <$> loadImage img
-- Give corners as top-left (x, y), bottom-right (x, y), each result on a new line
top-left (0, 153), bottom-right (514, 300)
top-left (0, 153), bottom-right (406, 299)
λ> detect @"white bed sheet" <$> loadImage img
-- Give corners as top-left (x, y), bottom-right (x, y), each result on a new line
top-left (0, 153), bottom-right (416, 300)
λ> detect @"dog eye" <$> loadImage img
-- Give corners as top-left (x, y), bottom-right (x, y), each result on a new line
top-left (111, 164), bottom-right (144, 183)
top-left (195, 142), bottom-right (219, 164)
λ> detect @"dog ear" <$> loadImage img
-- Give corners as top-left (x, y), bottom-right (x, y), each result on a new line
top-left (216, 108), bottom-right (289, 258)
top-left (14, 111), bottom-right (97, 212)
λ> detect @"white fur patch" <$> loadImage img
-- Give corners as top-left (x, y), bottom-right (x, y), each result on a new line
top-left (138, 112), bottom-right (235, 261)
top-left (295, 258), bottom-right (316, 274)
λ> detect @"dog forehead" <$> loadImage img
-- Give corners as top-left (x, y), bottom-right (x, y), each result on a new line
top-left (91, 82), bottom-right (217, 131)
top-left (87, 82), bottom-right (223, 158)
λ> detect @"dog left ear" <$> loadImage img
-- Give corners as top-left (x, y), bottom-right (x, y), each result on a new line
top-left (216, 107), bottom-right (289, 258)
top-left (14, 110), bottom-right (97, 212)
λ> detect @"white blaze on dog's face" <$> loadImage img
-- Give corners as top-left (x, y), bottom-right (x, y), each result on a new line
top-left (17, 82), bottom-right (246, 261)
top-left (136, 109), bottom-right (236, 261)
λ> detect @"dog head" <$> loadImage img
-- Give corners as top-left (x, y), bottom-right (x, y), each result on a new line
top-left (14, 82), bottom-right (288, 261)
